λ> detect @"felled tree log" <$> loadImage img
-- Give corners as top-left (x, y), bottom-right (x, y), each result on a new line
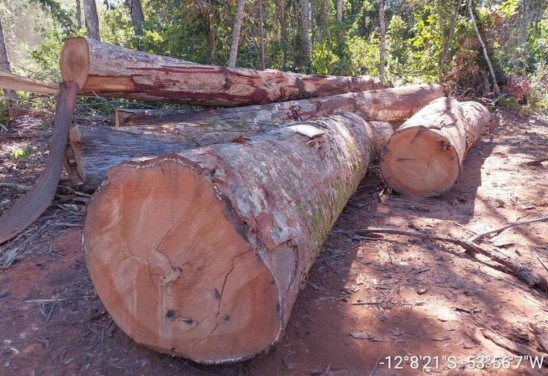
top-left (69, 119), bottom-right (393, 191)
top-left (83, 114), bottom-right (390, 363)
top-left (60, 37), bottom-right (382, 106)
top-left (0, 82), bottom-right (78, 244)
top-left (0, 71), bottom-right (59, 95)
top-left (115, 83), bottom-right (444, 127)
top-left (380, 98), bottom-right (491, 197)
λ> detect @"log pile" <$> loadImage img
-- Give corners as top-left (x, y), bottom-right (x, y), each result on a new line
top-left (0, 38), bottom-right (493, 364)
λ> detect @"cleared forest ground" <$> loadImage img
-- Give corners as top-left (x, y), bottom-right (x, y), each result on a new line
top-left (0, 109), bottom-right (546, 375)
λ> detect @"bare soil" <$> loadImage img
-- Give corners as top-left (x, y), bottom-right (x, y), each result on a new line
top-left (0, 109), bottom-right (546, 376)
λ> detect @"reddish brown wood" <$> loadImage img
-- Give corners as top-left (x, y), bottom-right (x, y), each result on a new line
top-left (0, 81), bottom-right (78, 244)
top-left (380, 98), bottom-right (491, 197)
top-left (60, 37), bottom-right (383, 106)
top-left (115, 84), bottom-right (444, 127)
top-left (83, 114), bottom-right (392, 363)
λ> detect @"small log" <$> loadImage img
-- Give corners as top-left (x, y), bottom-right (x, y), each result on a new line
top-left (69, 119), bottom-right (393, 191)
top-left (113, 84), bottom-right (444, 126)
top-left (380, 98), bottom-right (491, 197)
top-left (83, 114), bottom-right (390, 363)
top-left (0, 71), bottom-right (59, 95)
top-left (0, 82), bottom-right (78, 244)
top-left (60, 37), bottom-right (382, 106)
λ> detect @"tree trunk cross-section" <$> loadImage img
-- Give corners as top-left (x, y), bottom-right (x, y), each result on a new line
top-left (60, 37), bottom-right (383, 106)
top-left (381, 97), bottom-right (491, 197)
top-left (83, 114), bottom-right (390, 363)
top-left (115, 84), bottom-right (444, 127)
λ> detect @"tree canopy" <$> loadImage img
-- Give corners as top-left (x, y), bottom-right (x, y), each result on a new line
top-left (0, 0), bottom-right (546, 111)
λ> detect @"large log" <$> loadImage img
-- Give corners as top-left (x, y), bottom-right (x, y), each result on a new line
top-left (60, 37), bottom-right (382, 106)
top-left (69, 119), bottom-right (393, 191)
top-left (380, 98), bottom-right (491, 197)
top-left (115, 83), bottom-right (444, 127)
top-left (0, 82), bottom-right (78, 244)
top-left (83, 114), bottom-right (391, 363)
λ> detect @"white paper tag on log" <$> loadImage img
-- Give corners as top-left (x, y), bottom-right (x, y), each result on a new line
top-left (290, 124), bottom-right (326, 139)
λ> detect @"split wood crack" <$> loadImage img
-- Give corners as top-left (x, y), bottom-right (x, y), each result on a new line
top-left (339, 215), bottom-right (548, 291)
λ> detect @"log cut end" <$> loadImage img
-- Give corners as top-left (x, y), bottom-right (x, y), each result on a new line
top-left (84, 157), bottom-right (280, 363)
top-left (60, 37), bottom-right (90, 89)
top-left (381, 127), bottom-right (460, 197)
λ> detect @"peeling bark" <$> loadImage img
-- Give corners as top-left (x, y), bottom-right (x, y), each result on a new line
top-left (84, 114), bottom-right (390, 363)
top-left (60, 37), bottom-right (383, 106)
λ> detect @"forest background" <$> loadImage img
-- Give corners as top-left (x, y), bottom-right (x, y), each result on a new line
top-left (0, 0), bottom-right (546, 120)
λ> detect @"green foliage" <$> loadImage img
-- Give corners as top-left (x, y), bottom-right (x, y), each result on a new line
top-left (344, 34), bottom-right (380, 76)
top-left (0, 0), bottom-right (543, 114)
top-left (10, 145), bottom-right (33, 160)
top-left (311, 42), bottom-right (340, 75)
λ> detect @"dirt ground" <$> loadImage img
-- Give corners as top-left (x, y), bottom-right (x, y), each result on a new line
top-left (0, 109), bottom-right (546, 376)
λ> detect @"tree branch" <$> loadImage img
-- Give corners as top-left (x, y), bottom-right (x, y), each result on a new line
top-left (341, 221), bottom-right (548, 291)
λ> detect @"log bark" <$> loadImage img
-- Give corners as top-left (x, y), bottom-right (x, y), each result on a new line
top-left (83, 113), bottom-right (386, 363)
top-left (0, 82), bottom-right (78, 244)
top-left (69, 119), bottom-right (393, 191)
top-left (380, 97), bottom-right (491, 197)
top-left (114, 84), bottom-right (444, 127)
top-left (59, 37), bottom-right (383, 106)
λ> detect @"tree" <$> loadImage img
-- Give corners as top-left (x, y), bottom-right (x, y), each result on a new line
top-left (301, 0), bottom-right (311, 72)
top-left (520, 0), bottom-right (530, 46)
top-left (0, 16), bottom-right (16, 119)
top-left (276, 0), bottom-right (289, 70)
top-left (228, 0), bottom-right (246, 68)
top-left (467, 0), bottom-right (500, 96)
top-left (257, 0), bottom-right (266, 69)
top-left (126, 0), bottom-right (145, 37)
top-left (378, 0), bottom-right (386, 84)
top-left (83, 0), bottom-right (100, 40)
top-left (75, 0), bottom-right (82, 29)
top-left (206, 2), bottom-right (216, 65)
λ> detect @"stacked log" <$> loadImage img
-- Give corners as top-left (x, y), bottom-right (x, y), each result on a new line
top-left (67, 83), bottom-right (443, 191)
top-left (113, 84), bottom-right (444, 127)
top-left (68, 120), bottom-right (394, 191)
top-left (380, 98), bottom-right (491, 197)
top-left (83, 114), bottom-right (392, 363)
top-left (60, 37), bottom-right (382, 106)
top-left (1, 36), bottom-right (494, 365)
